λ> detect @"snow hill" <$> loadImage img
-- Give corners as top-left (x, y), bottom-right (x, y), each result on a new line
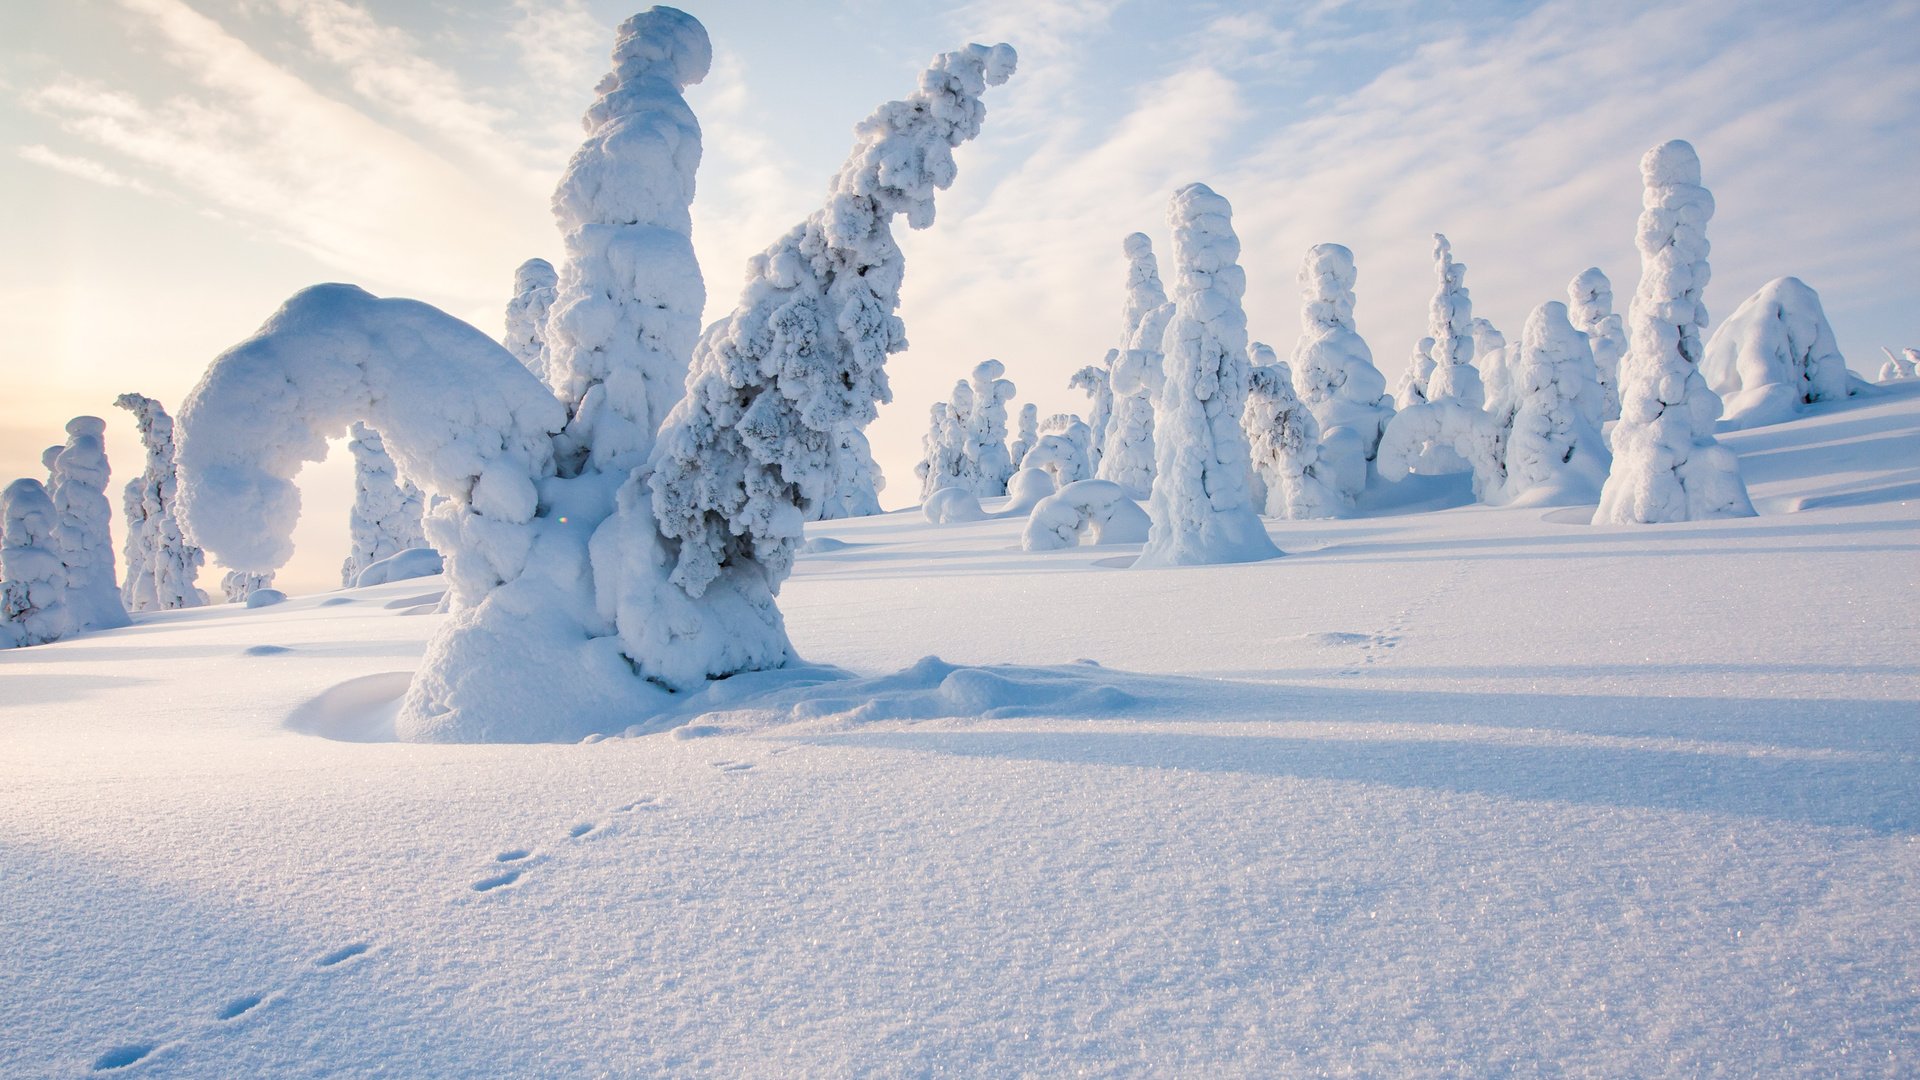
top-left (3, 382), bottom-right (1918, 1077)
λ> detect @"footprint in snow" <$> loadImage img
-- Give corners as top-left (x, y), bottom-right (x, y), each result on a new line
top-left (615, 794), bottom-right (661, 813)
top-left (92, 1043), bottom-right (160, 1072)
top-left (710, 760), bottom-right (755, 773)
top-left (215, 993), bottom-right (269, 1021)
top-left (315, 942), bottom-right (370, 968)
top-left (472, 869), bottom-right (523, 893)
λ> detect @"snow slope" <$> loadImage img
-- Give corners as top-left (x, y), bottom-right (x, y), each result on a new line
top-left (3, 384), bottom-right (1918, 1077)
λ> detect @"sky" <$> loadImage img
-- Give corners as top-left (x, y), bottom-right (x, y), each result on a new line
top-left (3, 0), bottom-right (1916, 594)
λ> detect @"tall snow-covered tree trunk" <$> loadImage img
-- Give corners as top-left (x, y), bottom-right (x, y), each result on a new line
top-left (1596, 140), bottom-right (1754, 524)
top-left (503, 257), bottom-right (559, 385)
top-left (1100, 233), bottom-right (1171, 499)
top-left (1070, 353), bottom-right (1114, 473)
top-left (964, 359), bottom-right (1017, 497)
top-left (1501, 301), bottom-right (1611, 504)
top-left (545, 9), bottom-right (707, 478)
top-left (342, 422), bottom-right (429, 586)
top-left (113, 393), bottom-right (205, 611)
top-left (1290, 242), bottom-right (1390, 501)
top-left (1569, 267), bottom-right (1626, 421)
top-left (1422, 234), bottom-right (1483, 409)
top-left (1135, 184), bottom-right (1280, 568)
top-left (2, 479), bottom-right (69, 648)
top-left (50, 416), bottom-right (129, 632)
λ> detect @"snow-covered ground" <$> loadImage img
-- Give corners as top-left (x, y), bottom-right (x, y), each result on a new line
top-left (4, 384), bottom-right (1917, 1077)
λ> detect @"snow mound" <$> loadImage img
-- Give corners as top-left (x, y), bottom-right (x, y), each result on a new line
top-left (924, 487), bottom-right (986, 524)
top-left (1000, 467), bottom-right (1056, 514)
top-left (353, 547), bottom-right (443, 588)
top-left (285, 671), bottom-right (412, 742)
top-left (701, 656), bottom-right (1145, 728)
top-left (244, 588), bottom-right (287, 608)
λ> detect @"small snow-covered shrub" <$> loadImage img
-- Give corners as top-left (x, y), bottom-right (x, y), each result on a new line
top-left (1245, 361), bottom-right (1342, 519)
top-left (1021, 479), bottom-right (1151, 551)
top-left (1569, 267), bottom-right (1626, 420)
top-left (2, 479), bottom-right (70, 648)
top-left (923, 486), bottom-right (986, 524)
top-left (1703, 276), bottom-right (1855, 428)
top-left (503, 257), bottom-right (558, 383)
top-left (1136, 184), bottom-right (1279, 568)
top-left (1596, 140), bottom-right (1754, 524)
top-left (112, 393), bottom-right (206, 611)
top-left (51, 416), bottom-right (129, 632)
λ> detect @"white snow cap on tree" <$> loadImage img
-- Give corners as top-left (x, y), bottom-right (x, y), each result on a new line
top-left (1100, 232), bottom-right (1170, 499)
top-left (963, 359), bottom-right (1017, 497)
top-left (112, 393), bottom-right (206, 612)
top-left (1021, 479), bottom-right (1151, 551)
top-left (1501, 301), bottom-right (1612, 505)
top-left (1135, 184), bottom-right (1280, 568)
top-left (629, 40), bottom-right (1016, 692)
top-left (1291, 242), bottom-right (1391, 503)
top-left (1569, 267), bottom-right (1626, 420)
top-left (1009, 402), bottom-right (1038, 476)
top-left (1069, 352), bottom-right (1114, 471)
top-left (1246, 359), bottom-right (1343, 519)
top-left (1596, 140), bottom-right (1754, 524)
top-left (545, 7), bottom-right (709, 477)
top-left (1422, 234), bottom-right (1484, 408)
top-left (1702, 276), bottom-right (1855, 428)
top-left (812, 426), bottom-right (886, 520)
top-left (503, 257), bottom-right (559, 383)
top-left (2, 479), bottom-right (70, 648)
top-left (1022, 414), bottom-right (1094, 487)
top-left (50, 416), bottom-right (130, 632)
top-left (342, 422), bottom-right (429, 587)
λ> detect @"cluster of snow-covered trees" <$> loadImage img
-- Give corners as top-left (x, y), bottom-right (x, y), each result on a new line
top-left (2, 415), bottom-right (136, 648)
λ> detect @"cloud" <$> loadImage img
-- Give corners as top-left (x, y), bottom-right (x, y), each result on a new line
top-left (16, 143), bottom-right (161, 196)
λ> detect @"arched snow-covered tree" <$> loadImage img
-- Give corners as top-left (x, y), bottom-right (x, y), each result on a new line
top-left (545, 7), bottom-right (708, 478)
top-left (813, 426), bottom-right (886, 520)
top-left (1023, 414), bottom-right (1094, 487)
top-left (342, 422), bottom-right (429, 587)
top-left (1021, 479), bottom-right (1151, 551)
top-left (50, 416), bottom-right (129, 632)
top-left (1290, 242), bottom-right (1390, 500)
top-left (2, 479), bottom-right (69, 648)
top-left (1009, 402), bottom-right (1038, 475)
top-left (963, 359), bottom-right (1017, 497)
top-left (1246, 360), bottom-right (1342, 519)
top-left (1069, 353), bottom-right (1114, 472)
top-left (1501, 301), bottom-right (1611, 504)
top-left (1596, 140), bottom-right (1754, 524)
top-left (112, 393), bottom-right (205, 611)
top-left (1135, 184), bottom-right (1279, 568)
top-left (1100, 232), bottom-right (1170, 499)
top-left (1702, 276), bottom-right (1855, 428)
top-left (1422, 234), bottom-right (1483, 409)
top-left (503, 257), bottom-right (559, 383)
top-left (1569, 267), bottom-right (1626, 420)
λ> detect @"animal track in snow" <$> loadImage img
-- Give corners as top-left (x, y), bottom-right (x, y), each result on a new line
top-left (315, 942), bottom-right (370, 968)
top-left (472, 869), bottom-right (523, 892)
top-left (92, 1043), bottom-right (159, 1071)
top-left (215, 993), bottom-right (268, 1021)
top-left (614, 794), bottom-right (661, 813)
top-left (496, 848), bottom-right (530, 862)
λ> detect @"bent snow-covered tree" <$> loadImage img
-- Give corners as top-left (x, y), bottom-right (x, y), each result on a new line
top-left (1069, 354), bottom-right (1114, 472)
top-left (51, 416), bottom-right (130, 632)
top-left (1596, 140), bottom-right (1754, 524)
top-left (1702, 276), bottom-right (1855, 428)
top-left (1100, 232), bottom-right (1170, 499)
top-left (113, 393), bottom-right (207, 611)
top-left (1135, 184), bottom-right (1280, 568)
top-left (1569, 267), bottom-right (1626, 420)
top-left (1290, 242), bottom-right (1390, 501)
top-left (342, 422), bottom-right (429, 586)
top-left (503, 257), bottom-right (559, 383)
top-left (2, 479), bottom-right (70, 648)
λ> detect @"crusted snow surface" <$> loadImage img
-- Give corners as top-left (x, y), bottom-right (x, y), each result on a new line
top-left (5, 383), bottom-right (1918, 1076)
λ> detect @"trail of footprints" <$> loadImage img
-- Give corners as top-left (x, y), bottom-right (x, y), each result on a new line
top-left (466, 793), bottom-right (664, 894)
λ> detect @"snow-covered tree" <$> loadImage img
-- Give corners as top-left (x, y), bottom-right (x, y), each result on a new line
top-left (1289, 242), bottom-right (1390, 500)
top-left (1596, 140), bottom-right (1753, 524)
top-left (112, 393), bottom-right (205, 611)
top-left (1069, 352), bottom-right (1114, 471)
top-left (40, 445), bottom-right (61, 488)
top-left (1569, 267), bottom-right (1626, 420)
top-left (945, 378), bottom-right (978, 490)
top-left (963, 359), bottom-right (1016, 497)
top-left (221, 569), bottom-right (274, 604)
top-left (813, 426), bottom-right (886, 519)
top-left (916, 402), bottom-right (962, 499)
top-left (1375, 398), bottom-right (1506, 500)
top-left (544, 8), bottom-right (708, 478)
top-left (342, 422), bottom-right (429, 587)
top-left (1880, 347), bottom-right (1919, 381)
top-left (1393, 337), bottom-right (1436, 410)
top-left (1473, 319), bottom-right (1516, 423)
top-left (1135, 184), bottom-right (1280, 568)
top-left (1422, 234), bottom-right (1483, 408)
top-left (49, 416), bottom-right (129, 632)
top-left (1021, 479), bottom-right (1151, 551)
top-left (1009, 403), bottom-right (1038, 473)
top-left (1501, 301), bottom-right (1611, 504)
top-left (1100, 232), bottom-right (1171, 499)
top-left (1022, 414), bottom-right (1094, 487)
top-left (923, 486), bottom-right (986, 524)
top-left (1702, 276), bottom-right (1855, 428)
top-left (503, 257), bottom-right (559, 383)
top-left (1245, 359), bottom-right (1342, 519)
top-left (2, 479), bottom-right (69, 648)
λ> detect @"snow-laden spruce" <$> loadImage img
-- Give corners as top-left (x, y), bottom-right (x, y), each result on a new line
top-left (341, 422), bottom-right (429, 587)
top-left (963, 359), bottom-right (1017, 497)
top-left (1596, 140), bottom-right (1754, 524)
top-left (1135, 184), bottom-right (1280, 568)
top-left (545, 7), bottom-right (707, 477)
top-left (1, 478), bottom-right (69, 648)
top-left (1289, 242), bottom-right (1390, 501)
top-left (1394, 337), bottom-right (1436, 410)
top-left (1422, 234), bottom-right (1483, 409)
top-left (1501, 301), bottom-right (1612, 504)
top-left (945, 379), bottom-right (977, 490)
top-left (112, 393), bottom-right (206, 611)
top-left (629, 40), bottom-right (1016, 692)
top-left (1021, 414), bottom-right (1094, 488)
top-left (1245, 358), bottom-right (1342, 519)
top-left (1474, 319), bottom-right (1515, 423)
top-left (503, 257), bottom-right (559, 383)
top-left (49, 416), bottom-right (130, 632)
top-left (1702, 277), bottom-right (1855, 428)
top-left (1009, 403), bottom-right (1038, 474)
top-left (1021, 479), bottom-right (1151, 551)
top-left (812, 426), bottom-right (885, 520)
top-left (1099, 233), bottom-right (1170, 499)
top-left (1069, 354), bottom-right (1114, 472)
top-left (915, 402), bottom-right (962, 499)
top-left (1569, 268), bottom-right (1626, 420)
